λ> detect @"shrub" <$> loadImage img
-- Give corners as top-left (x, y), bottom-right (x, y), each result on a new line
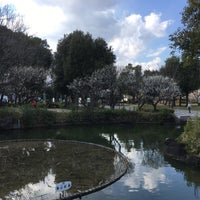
top-left (178, 116), bottom-right (200, 155)
top-left (0, 107), bottom-right (23, 119)
top-left (65, 108), bottom-right (175, 125)
top-left (21, 107), bottom-right (56, 127)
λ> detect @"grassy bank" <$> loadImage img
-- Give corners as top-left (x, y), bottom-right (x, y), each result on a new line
top-left (0, 106), bottom-right (175, 129)
top-left (178, 116), bottom-right (200, 156)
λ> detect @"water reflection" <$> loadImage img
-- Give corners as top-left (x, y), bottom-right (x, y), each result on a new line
top-left (165, 157), bottom-right (200, 198)
top-left (0, 140), bottom-right (127, 200)
top-left (5, 170), bottom-right (59, 200)
top-left (98, 125), bottom-right (200, 199)
top-left (1, 124), bottom-right (200, 200)
top-left (118, 139), bottom-right (168, 193)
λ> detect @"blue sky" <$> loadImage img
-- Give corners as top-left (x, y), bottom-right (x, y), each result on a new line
top-left (1, 0), bottom-right (188, 71)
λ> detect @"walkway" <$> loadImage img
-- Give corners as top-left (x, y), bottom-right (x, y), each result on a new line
top-left (174, 109), bottom-right (200, 120)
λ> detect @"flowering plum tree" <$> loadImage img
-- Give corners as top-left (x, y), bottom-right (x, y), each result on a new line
top-left (7, 66), bottom-right (47, 104)
top-left (139, 75), bottom-right (180, 111)
top-left (68, 65), bottom-right (120, 109)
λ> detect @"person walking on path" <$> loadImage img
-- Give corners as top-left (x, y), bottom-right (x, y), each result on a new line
top-left (187, 102), bottom-right (191, 113)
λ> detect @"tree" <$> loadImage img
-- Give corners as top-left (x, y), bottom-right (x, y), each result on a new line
top-left (176, 61), bottom-right (200, 104)
top-left (0, 4), bottom-right (26, 32)
top-left (90, 65), bottom-right (119, 109)
top-left (159, 56), bottom-right (180, 79)
top-left (0, 27), bottom-right (53, 103)
top-left (67, 77), bottom-right (91, 107)
top-left (6, 66), bottom-right (47, 104)
top-left (139, 76), bottom-right (180, 111)
top-left (68, 65), bottom-right (120, 109)
top-left (143, 69), bottom-right (159, 77)
top-left (169, 1), bottom-right (200, 104)
top-left (189, 0), bottom-right (200, 8)
top-left (54, 30), bottom-right (116, 95)
top-left (118, 64), bottom-right (142, 103)
top-left (0, 17), bottom-right (53, 104)
top-left (169, 1), bottom-right (200, 62)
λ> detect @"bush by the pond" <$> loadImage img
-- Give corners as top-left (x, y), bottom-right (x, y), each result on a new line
top-left (0, 107), bottom-right (22, 119)
top-left (178, 116), bottom-right (200, 156)
top-left (64, 108), bottom-right (175, 125)
top-left (21, 107), bottom-right (56, 127)
top-left (0, 107), bottom-right (175, 129)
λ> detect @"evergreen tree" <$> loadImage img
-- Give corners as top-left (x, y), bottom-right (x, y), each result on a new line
top-left (54, 30), bottom-right (116, 95)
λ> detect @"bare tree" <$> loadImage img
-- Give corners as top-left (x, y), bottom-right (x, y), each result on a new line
top-left (0, 4), bottom-right (26, 32)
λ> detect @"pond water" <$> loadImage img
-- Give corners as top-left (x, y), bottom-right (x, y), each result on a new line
top-left (0, 124), bottom-right (200, 200)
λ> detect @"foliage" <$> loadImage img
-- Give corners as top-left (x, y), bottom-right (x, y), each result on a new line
top-left (189, 0), bottom-right (200, 7)
top-left (169, 1), bottom-right (200, 62)
top-left (0, 106), bottom-right (175, 129)
top-left (169, 1), bottom-right (200, 104)
top-left (118, 64), bottom-right (142, 102)
top-left (21, 107), bottom-right (56, 127)
top-left (160, 56), bottom-right (180, 79)
top-left (68, 65), bottom-right (120, 109)
top-left (178, 116), bottom-right (200, 155)
top-left (139, 76), bottom-right (180, 111)
top-left (90, 65), bottom-right (119, 108)
top-left (6, 66), bottom-right (48, 104)
top-left (54, 30), bottom-right (116, 95)
top-left (0, 26), bottom-right (52, 71)
top-left (0, 6), bottom-right (53, 105)
top-left (0, 107), bottom-right (22, 119)
top-left (176, 61), bottom-right (200, 101)
top-left (61, 108), bottom-right (175, 125)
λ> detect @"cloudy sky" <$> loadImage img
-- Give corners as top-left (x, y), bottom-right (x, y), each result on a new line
top-left (1, 0), bottom-right (187, 70)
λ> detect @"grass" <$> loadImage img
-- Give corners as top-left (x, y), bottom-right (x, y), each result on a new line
top-left (178, 116), bottom-right (200, 156)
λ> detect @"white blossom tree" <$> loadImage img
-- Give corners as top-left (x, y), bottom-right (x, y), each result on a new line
top-left (7, 66), bottom-right (47, 104)
top-left (68, 65), bottom-right (121, 109)
top-left (67, 77), bottom-right (91, 107)
top-left (118, 65), bottom-right (142, 103)
top-left (139, 75), bottom-right (180, 111)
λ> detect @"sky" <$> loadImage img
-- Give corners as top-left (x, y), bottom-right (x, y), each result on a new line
top-left (1, 0), bottom-right (188, 71)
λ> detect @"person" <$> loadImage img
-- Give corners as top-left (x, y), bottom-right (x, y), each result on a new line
top-left (187, 102), bottom-right (191, 113)
top-left (31, 99), bottom-right (37, 108)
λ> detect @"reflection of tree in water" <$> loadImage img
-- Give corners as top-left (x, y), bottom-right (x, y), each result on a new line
top-left (105, 125), bottom-right (180, 169)
top-left (165, 157), bottom-right (200, 198)
top-left (0, 140), bottom-right (127, 199)
top-left (141, 148), bottom-right (165, 169)
top-left (106, 133), bottom-right (164, 169)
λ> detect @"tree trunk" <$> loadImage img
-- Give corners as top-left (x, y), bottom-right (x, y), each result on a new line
top-left (152, 103), bottom-right (157, 112)
top-left (186, 92), bottom-right (189, 107)
top-left (179, 95), bottom-right (182, 106)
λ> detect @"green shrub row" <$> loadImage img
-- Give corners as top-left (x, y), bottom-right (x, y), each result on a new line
top-left (0, 107), bottom-right (175, 129)
top-left (58, 108), bottom-right (175, 125)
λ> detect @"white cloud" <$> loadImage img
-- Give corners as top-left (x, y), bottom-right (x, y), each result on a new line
top-left (110, 12), bottom-right (171, 68)
top-left (140, 57), bottom-right (162, 71)
top-left (110, 14), bottom-right (146, 60)
top-left (147, 47), bottom-right (167, 57)
top-left (144, 13), bottom-right (172, 37)
top-left (143, 169), bottom-right (167, 191)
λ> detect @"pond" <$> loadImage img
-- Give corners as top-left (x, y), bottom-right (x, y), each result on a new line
top-left (0, 124), bottom-right (200, 200)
